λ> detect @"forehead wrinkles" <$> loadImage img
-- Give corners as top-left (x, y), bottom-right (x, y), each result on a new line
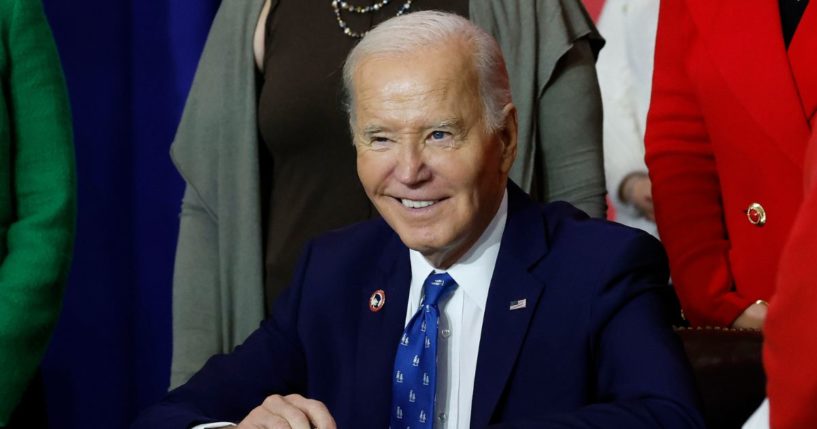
top-left (354, 55), bottom-right (481, 131)
top-left (360, 83), bottom-right (451, 124)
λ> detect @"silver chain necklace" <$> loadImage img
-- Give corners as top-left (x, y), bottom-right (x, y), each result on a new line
top-left (331, 0), bottom-right (414, 38)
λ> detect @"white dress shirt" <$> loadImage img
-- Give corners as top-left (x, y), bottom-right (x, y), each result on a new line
top-left (742, 398), bottom-right (769, 429)
top-left (193, 191), bottom-right (508, 429)
top-left (405, 190), bottom-right (508, 429)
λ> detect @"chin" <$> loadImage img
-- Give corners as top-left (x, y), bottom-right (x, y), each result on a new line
top-left (396, 232), bottom-right (438, 253)
top-left (394, 226), bottom-right (439, 248)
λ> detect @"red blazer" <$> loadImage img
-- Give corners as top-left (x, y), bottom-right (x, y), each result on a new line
top-left (764, 127), bottom-right (817, 429)
top-left (645, 0), bottom-right (816, 326)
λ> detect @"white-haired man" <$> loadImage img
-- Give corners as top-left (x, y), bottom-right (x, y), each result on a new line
top-left (134, 11), bottom-right (703, 429)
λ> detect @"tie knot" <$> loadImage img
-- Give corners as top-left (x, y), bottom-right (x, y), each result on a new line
top-left (421, 272), bottom-right (457, 307)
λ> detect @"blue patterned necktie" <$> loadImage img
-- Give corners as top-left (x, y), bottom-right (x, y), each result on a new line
top-left (390, 272), bottom-right (458, 429)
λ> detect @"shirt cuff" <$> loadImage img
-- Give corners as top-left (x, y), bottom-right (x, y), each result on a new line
top-left (191, 422), bottom-right (236, 429)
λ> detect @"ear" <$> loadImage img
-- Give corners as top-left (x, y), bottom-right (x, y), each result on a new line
top-left (497, 103), bottom-right (518, 174)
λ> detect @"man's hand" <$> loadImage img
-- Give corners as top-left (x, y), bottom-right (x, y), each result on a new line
top-left (732, 301), bottom-right (768, 330)
top-left (620, 173), bottom-right (655, 221)
top-left (237, 394), bottom-right (337, 429)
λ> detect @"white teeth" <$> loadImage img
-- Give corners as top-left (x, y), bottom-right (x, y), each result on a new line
top-left (401, 199), bottom-right (436, 209)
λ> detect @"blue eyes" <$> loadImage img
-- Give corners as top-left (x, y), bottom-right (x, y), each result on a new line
top-left (428, 131), bottom-right (455, 148)
top-left (369, 137), bottom-right (394, 151)
top-left (365, 131), bottom-right (453, 150)
top-left (430, 131), bottom-right (448, 140)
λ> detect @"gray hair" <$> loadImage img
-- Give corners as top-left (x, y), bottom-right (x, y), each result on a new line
top-left (342, 10), bottom-right (512, 132)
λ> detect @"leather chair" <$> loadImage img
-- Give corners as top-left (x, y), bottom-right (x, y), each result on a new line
top-left (676, 326), bottom-right (766, 429)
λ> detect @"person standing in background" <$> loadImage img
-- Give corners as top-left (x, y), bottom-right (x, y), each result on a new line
top-left (170, 0), bottom-right (607, 388)
top-left (596, 0), bottom-right (659, 237)
top-left (645, 0), bottom-right (815, 328)
top-left (0, 0), bottom-right (76, 426)
top-left (757, 129), bottom-right (817, 428)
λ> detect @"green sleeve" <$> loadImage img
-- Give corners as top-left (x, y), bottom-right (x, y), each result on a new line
top-left (0, 0), bottom-right (76, 423)
top-left (535, 38), bottom-right (606, 218)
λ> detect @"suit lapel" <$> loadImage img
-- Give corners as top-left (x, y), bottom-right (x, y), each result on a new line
top-left (788, 1), bottom-right (817, 126)
top-left (686, 1), bottom-right (811, 164)
top-left (470, 185), bottom-right (549, 427)
top-left (353, 233), bottom-right (411, 425)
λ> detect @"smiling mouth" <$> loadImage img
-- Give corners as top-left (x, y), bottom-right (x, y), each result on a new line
top-left (400, 198), bottom-right (439, 209)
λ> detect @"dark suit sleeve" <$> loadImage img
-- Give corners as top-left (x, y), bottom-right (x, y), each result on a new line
top-left (489, 232), bottom-right (705, 429)
top-left (131, 243), bottom-right (314, 429)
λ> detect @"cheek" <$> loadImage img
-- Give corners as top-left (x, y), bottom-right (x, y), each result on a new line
top-left (445, 155), bottom-right (494, 195)
top-left (356, 153), bottom-right (382, 193)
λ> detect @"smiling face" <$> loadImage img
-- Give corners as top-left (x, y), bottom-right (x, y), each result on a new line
top-left (351, 39), bottom-right (517, 268)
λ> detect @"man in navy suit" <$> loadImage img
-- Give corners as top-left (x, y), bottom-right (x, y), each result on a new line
top-left (134, 11), bottom-right (703, 429)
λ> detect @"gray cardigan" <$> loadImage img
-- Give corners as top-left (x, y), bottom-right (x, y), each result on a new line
top-left (170, 0), bottom-right (605, 387)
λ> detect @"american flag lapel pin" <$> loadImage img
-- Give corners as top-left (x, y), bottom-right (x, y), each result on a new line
top-left (509, 298), bottom-right (527, 310)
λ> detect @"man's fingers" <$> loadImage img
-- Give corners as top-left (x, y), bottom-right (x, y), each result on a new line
top-left (259, 395), bottom-right (312, 429)
top-left (238, 405), bottom-right (292, 429)
top-left (238, 394), bottom-right (336, 429)
top-left (284, 394), bottom-right (337, 429)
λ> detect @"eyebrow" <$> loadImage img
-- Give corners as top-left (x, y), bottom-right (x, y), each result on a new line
top-left (361, 125), bottom-right (385, 136)
top-left (433, 119), bottom-right (463, 130)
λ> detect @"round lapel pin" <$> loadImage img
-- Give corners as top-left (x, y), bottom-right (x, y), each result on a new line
top-left (369, 289), bottom-right (386, 312)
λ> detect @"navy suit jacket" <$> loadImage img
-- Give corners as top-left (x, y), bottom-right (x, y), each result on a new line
top-left (135, 184), bottom-right (704, 428)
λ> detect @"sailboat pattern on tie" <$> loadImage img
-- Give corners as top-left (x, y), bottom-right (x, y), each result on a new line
top-left (390, 272), bottom-right (458, 429)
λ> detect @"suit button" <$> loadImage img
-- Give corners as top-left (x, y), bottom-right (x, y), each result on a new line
top-left (746, 203), bottom-right (767, 226)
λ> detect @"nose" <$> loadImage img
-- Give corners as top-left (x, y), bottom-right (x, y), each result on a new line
top-left (394, 143), bottom-right (432, 186)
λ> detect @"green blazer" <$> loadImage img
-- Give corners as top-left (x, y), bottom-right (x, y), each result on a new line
top-left (0, 0), bottom-right (75, 423)
top-left (170, 0), bottom-right (605, 387)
